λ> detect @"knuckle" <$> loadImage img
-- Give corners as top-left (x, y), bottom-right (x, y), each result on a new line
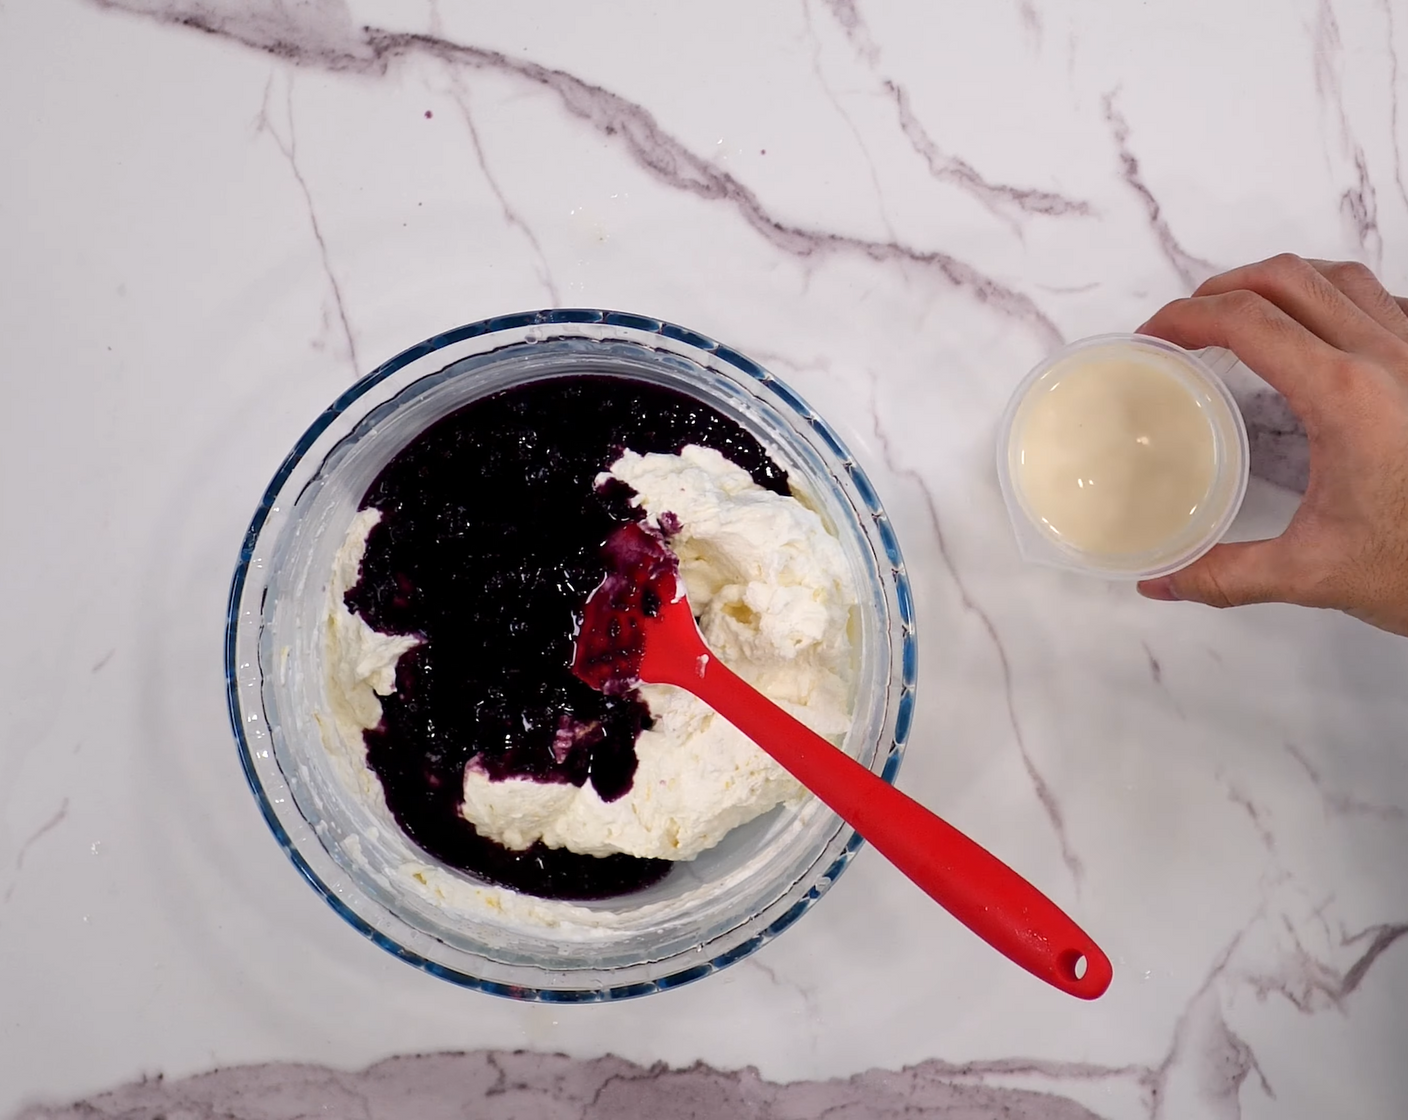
top-left (1196, 255), bottom-right (1307, 298)
top-left (1261, 252), bottom-right (1312, 282)
top-left (1216, 288), bottom-right (1271, 320)
top-left (1159, 295), bottom-right (1199, 321)
top-left (1214, 287), bottom-right (1314, 351)
top-left (1215, 288), bottom-right (1255, 314)
top-left (1200, 571), bottom-right (1240, 610)
top-left (1322, 259), bottom-right (1375, 288)
top-left (1179, 560), bottom-right (1240, 609)
top-left (1323, 350), bottom-right (1371, 396)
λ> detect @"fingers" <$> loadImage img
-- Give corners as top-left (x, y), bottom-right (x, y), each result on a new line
top-left (1138, 290), bottom-right (1341, 422)
top-left (1306, 259), bottom-right (1408, 343)
top-left (1136, 539), bottom-right (1315, 609)
top-left (1193, 254), bottom-right (1408, 360)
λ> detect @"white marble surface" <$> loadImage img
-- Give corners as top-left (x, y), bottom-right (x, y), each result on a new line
top-left (3, 1), bottom-right (1408, 1117)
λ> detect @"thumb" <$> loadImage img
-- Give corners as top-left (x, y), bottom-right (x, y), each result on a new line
top-left (1137, 539), bottom-right (1300, 608)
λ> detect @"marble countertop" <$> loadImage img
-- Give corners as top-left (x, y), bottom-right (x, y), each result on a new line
top-left (4, 1), bottom-right (1408, 1117)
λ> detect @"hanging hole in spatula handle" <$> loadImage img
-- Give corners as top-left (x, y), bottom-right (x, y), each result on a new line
top-left (1055, 944), bottom-right (1112, 999)
top-left (856, 782), bottom-right (1113, 1000)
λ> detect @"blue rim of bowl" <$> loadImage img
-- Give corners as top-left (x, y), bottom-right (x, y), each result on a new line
top-left (224, 309), bottom-right (917, 1001)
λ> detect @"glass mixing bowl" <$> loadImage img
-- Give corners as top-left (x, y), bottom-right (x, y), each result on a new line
top-left (226, 310), bottom-right (916, 1000)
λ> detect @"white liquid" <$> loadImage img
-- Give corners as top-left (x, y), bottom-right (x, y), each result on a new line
top-left (1015, 352), bottom-right (1217, 556)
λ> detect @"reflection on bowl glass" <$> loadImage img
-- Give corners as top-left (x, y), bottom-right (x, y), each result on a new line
top-left (226, 311), bottom-right (916, 1000)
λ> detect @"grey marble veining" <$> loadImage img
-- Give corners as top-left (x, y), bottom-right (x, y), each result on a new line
top-left (18, 1052), bottom-right (1109, 1119)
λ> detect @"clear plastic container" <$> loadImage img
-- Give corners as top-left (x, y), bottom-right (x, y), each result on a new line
top-left (997, 333), bottom-right (1250, 580)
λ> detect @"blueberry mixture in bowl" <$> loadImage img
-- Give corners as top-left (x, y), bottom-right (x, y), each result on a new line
top-left (342, 375), bottom-right (788, 900)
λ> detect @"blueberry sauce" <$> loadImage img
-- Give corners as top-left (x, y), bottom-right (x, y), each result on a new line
top-left (344, 375), bottom-right (787, 900)
top-left (572, 521), bottom-right (681, 696)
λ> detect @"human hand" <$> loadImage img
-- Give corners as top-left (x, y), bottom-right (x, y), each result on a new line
top-left (1135, 253), bottom-right (1408, 637)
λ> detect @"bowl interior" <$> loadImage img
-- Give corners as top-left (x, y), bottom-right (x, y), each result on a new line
top-left (229, 315), bottom-right (914, 997)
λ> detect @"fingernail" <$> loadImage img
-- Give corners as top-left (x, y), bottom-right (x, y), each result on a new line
top-left (1138, 577), bottom-right (1181, 601)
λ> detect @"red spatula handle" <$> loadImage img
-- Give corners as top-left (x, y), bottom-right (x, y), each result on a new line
top-left (672, 648), bottom-right (1112, 1000)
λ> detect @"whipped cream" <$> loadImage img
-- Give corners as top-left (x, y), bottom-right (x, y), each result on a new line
top-left (320, 508), bottom-right (420, 804)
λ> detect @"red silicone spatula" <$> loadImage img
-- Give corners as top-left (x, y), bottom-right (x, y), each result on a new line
top-left (574, 522), bottom-right (1112, 1000)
